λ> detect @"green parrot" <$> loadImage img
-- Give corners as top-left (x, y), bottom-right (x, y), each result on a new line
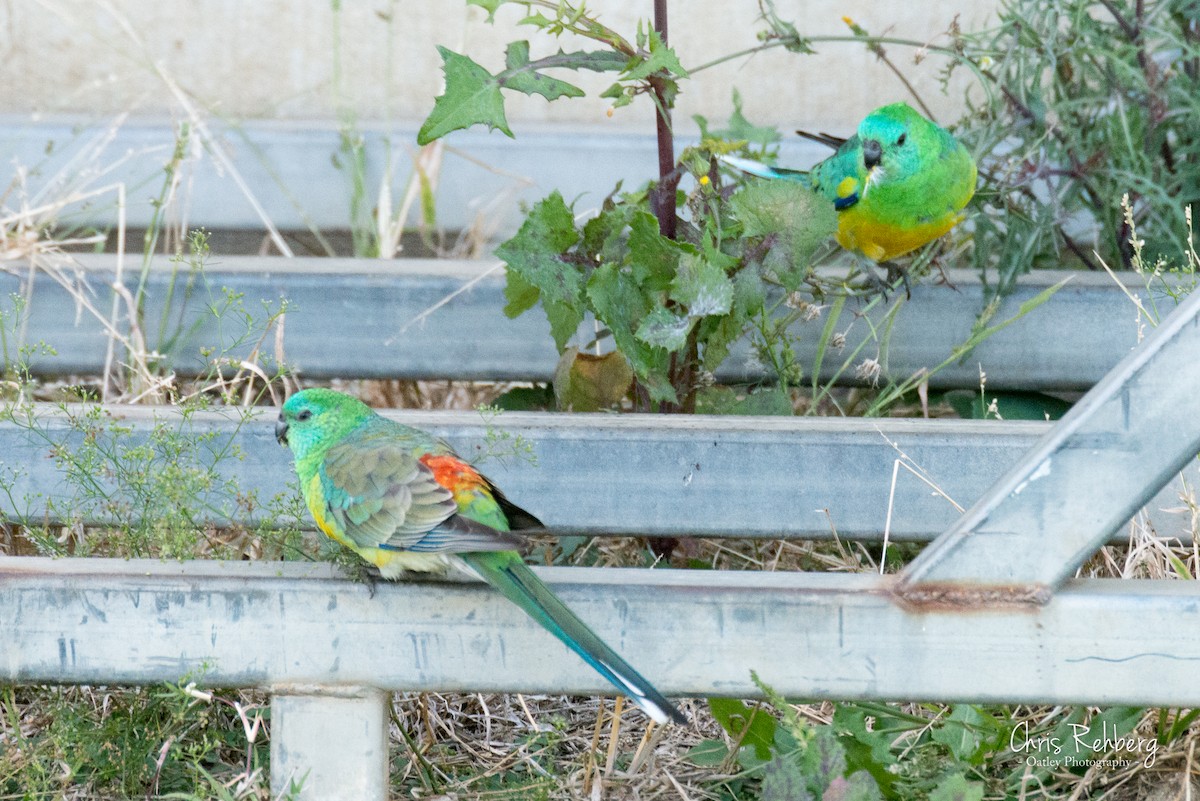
top-left (723, 102), bottom-right (977, 263)
top-left (276, 388), bottom-right (686, 725)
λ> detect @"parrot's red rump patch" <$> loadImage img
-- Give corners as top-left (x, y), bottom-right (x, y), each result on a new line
top-left (420, 454), bottom-right (487, 493)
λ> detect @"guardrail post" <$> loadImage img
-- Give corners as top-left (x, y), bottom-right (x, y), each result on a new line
top-left (270, 686), bottom-right (389, 801)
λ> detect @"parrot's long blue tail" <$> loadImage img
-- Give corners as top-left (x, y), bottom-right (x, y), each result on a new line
top-left (719, 154), bottom-right (810, 182)
top-left (461, 552), bottom-right (688, 725)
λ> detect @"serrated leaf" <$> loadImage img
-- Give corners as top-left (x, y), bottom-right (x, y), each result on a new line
top-left (495, 191), bottom-right (582, 305)
top-left (418, 47), bottom-right (510, 145)
top-left (762, 753), bottom-right (815, 801)
top-left (543, 299), bottom-right (584, 352)
top-left (553, 347), bottom-right (633, 411)
top-left (832, 705), bottom-right (898, 794)
top-left (635, 306), bottom-right (695, 351)
top-left (500, 41), bottom-right (586, 101)
top-left (494, 192), bottom-right (584, 350)
top-left (623, 29), bottom-right (688, 80)
top-left (551, 48), bottom-right (629, 73)
top-left (580, 200), bottom-right (634, 264)
top-left (628, 210), bottom-right (690, 290)
top-left (732, 180), bottom-right (837, 289)
top-left (671, 254), bottom-right (734, 317)
top-left (587, 263), bottom-right (675, 403)
top-left (701, 88), bottom-right (781, 145)
top-left (466, 0), bottom-right (504, 21)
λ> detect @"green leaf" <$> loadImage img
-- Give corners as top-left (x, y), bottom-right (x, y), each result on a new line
top-left (491, 384), bottom-right (555, 411)
top-left (732, 181), bottom-right (837, 289)
top-left (802, 725), bottom-right (847, 783)
top-left (671, 254), bottom-right (734, 317)
top-left (928, 773), bottom-right (985, 801)
top-left (931, 705), bottom-right (989, 763)
top-left (696, 88), bottom-right (781, 145)
top-left (466, 0), bottom-right (504, 21)
top-left (685, 739), bottom-right (729, 767)
top-left (833, 705), bottom-right (898, 795)
top-left (635, 307), bottom-right (695, 351)
top-left (549, 48), bottom-right (629, 73)
top-left (708, 698), bottom-right (777, 761)
top-left (696, 386), bottom-right (793, 416)
top-left (494, 191), bottom-right (585, 349)
top-left (418, 47), bottom-right (510, 145)
top-left (581, 199), bottom-right (634, 264)
top-left (762, 752), bottom-right (815, 801)
top-left (500, 41), bottom-right (586, 101)
top-left (587, 263), bottom-right (674, 402)
top-left (502, 269), bottom-right (540, 318)
top-left (622, 28), bottom-right (688, 81)
top-left (543, 300), bottom-right (585, 352)
top-left (696, 268), bottom-right (766, 371)
top-left (627, 210), bottom-right (690, 290)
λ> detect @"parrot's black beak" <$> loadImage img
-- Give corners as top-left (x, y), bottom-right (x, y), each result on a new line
top-left (275, 416), bottom-right (289, 446)
top-left (863, 139), bottom-right (882, 170)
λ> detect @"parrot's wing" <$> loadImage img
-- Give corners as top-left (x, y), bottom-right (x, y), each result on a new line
top-left (320, 439), bottom-right (522, 554)
top-left (811, 136), bottom-right (870, 211)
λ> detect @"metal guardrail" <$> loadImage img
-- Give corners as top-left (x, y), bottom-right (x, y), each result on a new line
top-left (1, 404), bottom-right (1195, 543)
top-left (7, 559), bottom-right (1200, 797)
top-left (0, 118), bottom-right (826, 234)
top-left (1, 254), bottom-right (1176, 389)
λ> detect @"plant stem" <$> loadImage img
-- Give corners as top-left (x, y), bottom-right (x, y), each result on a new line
top-left (650, 0), bottom-right (678, 241)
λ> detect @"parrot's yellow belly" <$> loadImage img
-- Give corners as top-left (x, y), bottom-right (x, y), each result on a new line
top-left (836, 207), bottom-right (966, 263)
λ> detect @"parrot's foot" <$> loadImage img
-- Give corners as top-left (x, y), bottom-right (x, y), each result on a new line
top-left (850, 263), bottom-right (894, 298)
top-left (883, 262), bottom-right (913, 300)
top-left (932, 259), bottom-right (959, 292)
top-left (348, 562), bottom-right (384, 598)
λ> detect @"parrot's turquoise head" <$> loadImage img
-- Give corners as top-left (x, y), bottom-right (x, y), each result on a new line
top-left (856, 102), bottom-right (934, 182)
top-left (276, 388), bottom-right (373, 457)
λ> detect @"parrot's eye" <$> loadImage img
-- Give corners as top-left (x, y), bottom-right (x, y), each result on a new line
top-left (296, 409), bottom-right (313, 422)
top-left (895, 133), bottom-right (907, 146)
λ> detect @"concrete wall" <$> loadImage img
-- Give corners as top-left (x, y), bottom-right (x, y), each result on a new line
top-left (0, 1), bottom-right (996, 236)
top-left (5, 1), bottom-right (994, 132)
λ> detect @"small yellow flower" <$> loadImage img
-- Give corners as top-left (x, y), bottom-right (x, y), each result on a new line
top-left (842, 15), bottom-right (854, 25)
top-left (699, 175), bottom-right (710, 186)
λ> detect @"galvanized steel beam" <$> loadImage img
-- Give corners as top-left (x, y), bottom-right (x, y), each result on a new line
top-left (0, 119), bottom-right (821, 233)
top-left (2, 403), bottom-right (1194, 542)
top-left (1, 255), bottom-right (1167, 390)
top-left (902, 282), bottom-right (1200, 591)
top-left (4, 557), bottom-right (1200, 707)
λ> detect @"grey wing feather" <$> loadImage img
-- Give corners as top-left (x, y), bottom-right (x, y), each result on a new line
top-left (322, 439), bottom-right (458, 550)
top-left (322, 437), bottom-right (527, 555)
